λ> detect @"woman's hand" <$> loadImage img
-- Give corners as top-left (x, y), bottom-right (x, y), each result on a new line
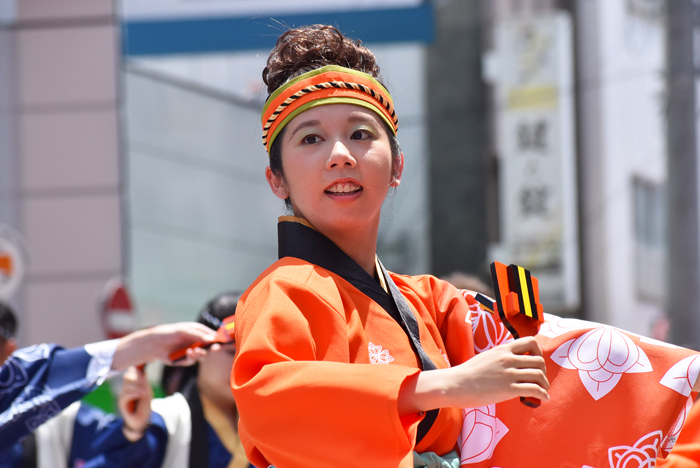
top-left (399, 337), bottom-right (549, 414)
top-left (112, 322), bottom-right (216, 371)
top-left (118, 366), bottom-right (153, 442)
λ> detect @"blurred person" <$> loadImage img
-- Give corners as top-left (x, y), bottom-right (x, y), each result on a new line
top-left (0, 321), bottom-right (216, 458)
top-left (161, 358), bottom-right (185, 397)
top-left (28, 292), bottom-right (251, 468)
top-left (0, 301), bottom-right (18, 364)
top-left (441, 271), bottom-right (493, 297)
top-left (118, 291), bottom-right (252, 468)
top-left (653, 313), bottom-right (672, 342)
top-left (230, 24), bottom-right (700, 468)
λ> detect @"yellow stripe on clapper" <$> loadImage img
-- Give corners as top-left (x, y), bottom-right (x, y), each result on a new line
top-left (517, 266), bottom-right (534, 319)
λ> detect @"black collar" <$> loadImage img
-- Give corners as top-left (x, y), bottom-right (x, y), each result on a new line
top-left (278, 220), bottom-right (402, 324)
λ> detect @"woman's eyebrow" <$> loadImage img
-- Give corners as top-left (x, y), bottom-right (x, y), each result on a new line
top-left (347, 114), bottom-right (377, 125)
top-left (290, 119), bottom-right (321, 138)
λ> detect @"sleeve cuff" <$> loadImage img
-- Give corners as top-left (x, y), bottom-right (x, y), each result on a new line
top-left (84, 339), bottom-right (120, 385)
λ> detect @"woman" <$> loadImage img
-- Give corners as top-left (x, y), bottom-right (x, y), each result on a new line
top-left (230, 25), bottom-right (550, 468)
top-left (232, 24), bottom-right (700, 468)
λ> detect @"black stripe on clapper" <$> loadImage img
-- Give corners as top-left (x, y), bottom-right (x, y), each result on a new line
top-left (507, 265), bottom-right (527, 325)
top-left (524, 268), bottom-right (538, 320)
top-left (278, 221), bottom-right (440, 445)
top-left (491, 262), bottom-right (521, 340)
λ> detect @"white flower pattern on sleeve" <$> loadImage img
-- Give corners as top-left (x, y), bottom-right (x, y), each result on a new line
top-left (452, 288), bottom-right (700, 467)
top-left (550, 326), bottom-right (652, 400)
top-left (538, 314), bottom-right (598, 338)
top-left (460, 291), bottom-right (512, 354)
top-left (660, 354), bottom-right (700, 397)
top-left (368, 342), bottom-right (394, 365)
top-left (608, 430), bottom-right (662, 468)
top-left (459, 404), bottom-right (508, 465)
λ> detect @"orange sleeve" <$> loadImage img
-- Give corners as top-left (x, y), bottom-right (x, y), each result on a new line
top-left (231, 274), bottom-right (422, 468)
top-left (392, 273), bottom-right (476, 368)
top-left (407, 275), bottom-right (475, 368)
top-left (658, 401), bottom-right (700, 468)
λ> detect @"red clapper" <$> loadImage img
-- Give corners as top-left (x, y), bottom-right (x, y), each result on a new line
top-left (490, 261), bottom-right (545, 408)
top-left (168, 315), bottom-right (236, 363)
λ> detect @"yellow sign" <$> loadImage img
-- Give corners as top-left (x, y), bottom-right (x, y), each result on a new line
top-left (507, 86), bottom-right (558, 110)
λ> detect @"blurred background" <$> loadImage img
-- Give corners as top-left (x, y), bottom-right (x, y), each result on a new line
top-left (0, 0), bottom-right (697, 351)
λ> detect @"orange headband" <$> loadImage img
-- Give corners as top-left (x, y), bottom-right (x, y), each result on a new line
top-left (261, 65), bottom-right (398, 153)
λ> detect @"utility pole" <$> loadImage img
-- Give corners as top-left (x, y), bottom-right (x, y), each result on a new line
top-left (666, 0), bottom-right (700, 349)
top-left (427, 0), bottom-right (488, 278)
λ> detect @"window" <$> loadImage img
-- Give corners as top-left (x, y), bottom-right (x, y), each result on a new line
top-left (632, 177), bottom-right (666, 302)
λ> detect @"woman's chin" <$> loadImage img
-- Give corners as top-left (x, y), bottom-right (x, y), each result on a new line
top-left (316, 213), bottom-right (379, 234)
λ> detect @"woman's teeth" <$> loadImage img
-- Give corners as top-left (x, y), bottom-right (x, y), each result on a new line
top-left (326, 183), bottom-right (362, 193)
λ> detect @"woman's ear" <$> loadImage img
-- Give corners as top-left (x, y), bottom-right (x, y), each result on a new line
top-left (390, 152), bottom-right (404, 187)
top-left (266, 166), bottom-right (290, 200)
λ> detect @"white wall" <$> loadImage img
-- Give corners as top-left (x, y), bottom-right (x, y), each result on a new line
top-left (577, 0), bottom-right (666, 335)
top-left (0, 0), bottom-right (123, 347)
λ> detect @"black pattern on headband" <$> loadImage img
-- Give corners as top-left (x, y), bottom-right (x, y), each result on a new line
top-left (262, 80), bottom-right (399, 148)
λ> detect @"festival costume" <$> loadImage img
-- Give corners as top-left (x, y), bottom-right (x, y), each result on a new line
top-left (232, 218), bottom-right (473, 468)
top-left (233, 218), bottom-right (700, 468)
top-left (0, 341), bottom-right (117, 454)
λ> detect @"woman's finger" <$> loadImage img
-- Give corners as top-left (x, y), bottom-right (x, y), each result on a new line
top-left (510, 354), bottom-right (547, 371)
top-left (510, 382), bottom-right (550, 402)
top-left (509, 337), bottom-right (543, 356)
top-left (512, 368), bottom-right (550, 390)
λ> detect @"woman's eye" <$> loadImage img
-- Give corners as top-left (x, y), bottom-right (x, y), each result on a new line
top-left (350, 130), bottom-right (373, 140)
top-left (302, 134), bottom-right (320, 145)
top-left (351, 130), bottom-right (371, 140)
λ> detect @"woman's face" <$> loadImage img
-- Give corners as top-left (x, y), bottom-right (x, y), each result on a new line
top-left (266, 104), bottom-right (401, 236)
top-left (197, 342), bottom-right (237, 405)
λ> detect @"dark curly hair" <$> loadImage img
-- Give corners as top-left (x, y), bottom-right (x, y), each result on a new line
top-left (263, 24), bottom-right (384, 95)
top-left (264, 25), bottom-right (402, 208)
top-left (0, 301), bottom-right (16, 340)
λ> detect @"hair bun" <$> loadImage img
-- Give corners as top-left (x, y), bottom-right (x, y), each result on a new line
top-left (263, 24), bottom-right (383, 95)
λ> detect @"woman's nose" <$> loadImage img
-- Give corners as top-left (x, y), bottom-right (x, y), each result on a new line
top-left (327, 141), bottom-right (356, 168)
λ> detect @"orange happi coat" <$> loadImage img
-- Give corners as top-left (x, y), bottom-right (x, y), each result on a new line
top-left (231, 219), bottom-right (475, 468)
top-left (231, 218), bottom-right (700, 468)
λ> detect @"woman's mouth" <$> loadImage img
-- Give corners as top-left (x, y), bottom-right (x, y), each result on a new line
top-left (325, 182), bottom-right (362, 195)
